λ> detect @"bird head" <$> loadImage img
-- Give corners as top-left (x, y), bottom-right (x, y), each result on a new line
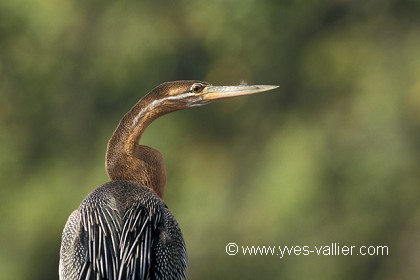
top-left (143, 80), bottom-right (279, 112)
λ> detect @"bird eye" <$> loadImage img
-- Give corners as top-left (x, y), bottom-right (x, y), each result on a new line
top-left (191, 83), bottom-right (204, 93)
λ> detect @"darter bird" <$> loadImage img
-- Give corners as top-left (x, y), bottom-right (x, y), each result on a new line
top-left (59, 81), bottom-right (278, 280)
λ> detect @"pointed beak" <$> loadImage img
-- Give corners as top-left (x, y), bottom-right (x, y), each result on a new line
top-left (201, 84), bottom-right (279, 102)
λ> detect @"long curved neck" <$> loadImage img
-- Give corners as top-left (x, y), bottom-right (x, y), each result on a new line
top-left (105, 97), bottom-right (168, 198)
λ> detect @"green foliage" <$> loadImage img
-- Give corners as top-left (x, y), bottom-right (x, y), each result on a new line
top-left (1, 0), bottom-right (420, 279)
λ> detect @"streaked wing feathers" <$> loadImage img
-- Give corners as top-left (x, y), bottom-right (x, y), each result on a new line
top-left (78, 200), bottom-right (160, 280)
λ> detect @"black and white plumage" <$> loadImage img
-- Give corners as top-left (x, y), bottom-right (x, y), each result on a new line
top-left (59, 81), bottom-right (278, 280)
top-left (59, 181), bottom-right (187, 280)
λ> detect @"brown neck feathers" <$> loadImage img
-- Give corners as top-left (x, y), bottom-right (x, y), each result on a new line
top-left (105, 97), bottom-right (168, 198)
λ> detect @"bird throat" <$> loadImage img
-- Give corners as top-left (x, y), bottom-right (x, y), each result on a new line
top-left (105, 98), bottom-right (168, 198)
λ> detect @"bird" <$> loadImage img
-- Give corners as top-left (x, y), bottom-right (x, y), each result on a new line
top-left (59, 80), bottom-right (279, 280)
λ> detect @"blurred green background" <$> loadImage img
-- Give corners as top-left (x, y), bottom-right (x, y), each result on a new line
top-left (1, 0), bottom-right (420, 279)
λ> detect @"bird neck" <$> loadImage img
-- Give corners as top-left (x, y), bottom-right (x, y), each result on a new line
top-left (105, 97), bottom-right (169, 198)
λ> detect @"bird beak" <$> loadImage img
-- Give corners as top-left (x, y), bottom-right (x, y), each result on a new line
top-left (201, 84), bottom-right (279, 101)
